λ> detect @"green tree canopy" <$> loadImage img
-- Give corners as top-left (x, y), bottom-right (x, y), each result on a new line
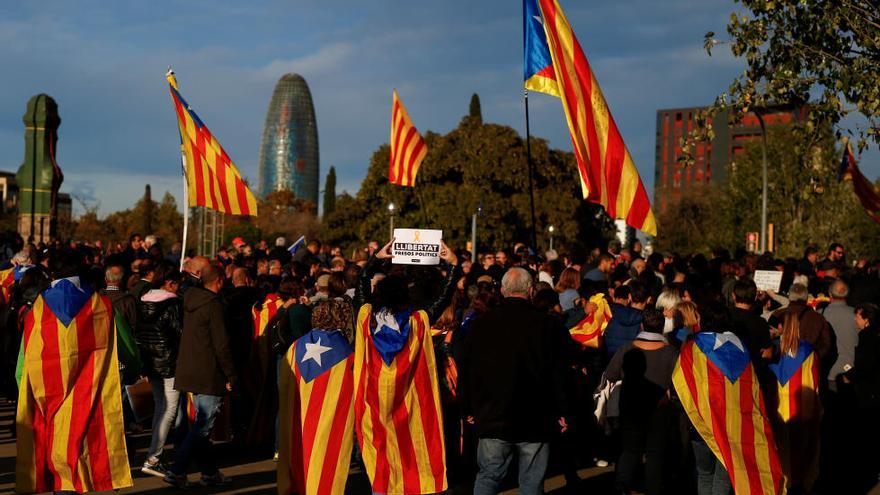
top-left (656, 123), bottom-right (880, 259)
top-left (322, 113), bottom-right (613, 254)
top-left (698, 1), bottom-right (880, 154)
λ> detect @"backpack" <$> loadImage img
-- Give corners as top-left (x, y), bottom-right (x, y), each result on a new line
top-left (269, 308), bottom-right (293, 356)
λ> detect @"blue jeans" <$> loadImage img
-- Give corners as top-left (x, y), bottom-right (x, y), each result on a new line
top-left (170, 394), bottom-right (224, 477)
top-left (474, 438), bottom-right (549, 495)
top-left (692, 439), bottom-right (732, 495)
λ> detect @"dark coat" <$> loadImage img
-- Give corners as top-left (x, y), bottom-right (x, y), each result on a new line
top-left (852, 325), bottom-right (880, 408)
top-left (175, 287), bottom-right (238, 395)
top-left (100, 287), bottom-right (137, 331)
top-left (135, 291), bottom-right (182, 379)
top-left (460, 297), bottom-right (569, 443)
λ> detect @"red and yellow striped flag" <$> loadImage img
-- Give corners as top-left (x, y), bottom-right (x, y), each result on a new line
top-left (278, 329), bottom-right (355, 495)
top-left (252, 293), bottom-right (284, 340)
top-left (768, 340), bottom-right (821, 492)
top-left (0, 267), bottom-right (14, 304)
top-left (525, 0), bottom-right (657, 235)
top-left (569, 293), bottom-right (611, 348)
top-left (167, 71), bottom-right (258, 216)
top-left (389, 90), bottom-right (428, 187)
top-left (354, 305), bottom-right (446, 494)
top-left (674, 333), bottom-right (784, 495)
top-left (16, 285), bottom-right (132, 493)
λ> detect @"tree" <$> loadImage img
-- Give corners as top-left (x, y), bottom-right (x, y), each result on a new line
top-left (655, 122), bottom-right (880, 259)
top-left (696, 1), bottom-right (880, 156)
top-left (142, 184), bottom-right (153, 234)
top-left (469, 93), bottom-right (483, 125)
top-left (323, 166), bottom-right (337, 217)
top-left (322, 112), bottom-right (614, 253)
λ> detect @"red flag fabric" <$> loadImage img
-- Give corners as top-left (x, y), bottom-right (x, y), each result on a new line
top-left (354, 304), bottom-right (446, 494)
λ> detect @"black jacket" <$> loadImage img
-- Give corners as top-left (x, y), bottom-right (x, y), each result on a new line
top-left (852, 325), bottom-right (880, 408)
top-left (460, 297), bottom-right (569, 442)
top-left (175, 287), bottom-right (238, 395)
top-left (136, 291), bottom-right (182, 379)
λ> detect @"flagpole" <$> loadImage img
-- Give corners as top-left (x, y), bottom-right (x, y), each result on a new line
top-left (179, 153), bottom-right (189, 272)
top-left (524, 89), bottom-right (538, 254)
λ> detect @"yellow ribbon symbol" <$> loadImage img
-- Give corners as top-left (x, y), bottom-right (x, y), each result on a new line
top-left (413, 231), bottom-right (421, 242)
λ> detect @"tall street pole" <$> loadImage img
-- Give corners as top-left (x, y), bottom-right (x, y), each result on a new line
top-left (471, 212), bottom-right (477, 262)
top-left (757, 112), bottom-right (768, 253)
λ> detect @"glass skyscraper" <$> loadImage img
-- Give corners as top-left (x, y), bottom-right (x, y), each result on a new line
top-left (257, 73), bottom-right (319, 205)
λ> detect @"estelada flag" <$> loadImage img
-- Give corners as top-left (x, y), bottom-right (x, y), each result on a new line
top-left (673, 332), bottom-right (784, 495)
top-left (767, 340), bottom-right (820, 492)
top-left (167, 70), bottom-right (258, 216)
top-left (278, 329), bottom-right (355, 495)
top-left (16, 278), bottom-right (132, 493)
top-left (838, 140), bottom-right (880, 223)
top-left (569, 293), bottom-right (612, 348)
top-left (524, 0), bottom-right (657, 235)
top-left (245, 293), bottom-right (286, 448)
top-left (389, 90), bottom-right (428, 187)
top-left (354, 304), bottom-right (446, 495)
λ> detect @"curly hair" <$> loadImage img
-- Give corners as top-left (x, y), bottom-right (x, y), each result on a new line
top-left (311, 298), bottom-right (354, 342)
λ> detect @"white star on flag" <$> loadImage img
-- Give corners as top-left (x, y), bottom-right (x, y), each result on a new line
top-left (301, 337), bottom-right (332, 367)
top-left (713, 332), bottom-right (745, 352)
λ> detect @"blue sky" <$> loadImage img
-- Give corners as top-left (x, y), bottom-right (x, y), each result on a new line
top-left (0, 0), bottom-right (875, 216)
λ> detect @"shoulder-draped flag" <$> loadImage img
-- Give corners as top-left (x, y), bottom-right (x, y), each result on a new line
top-left (389, 90), bottom-right (428, 187)
top-left (167, 71), bottom-right (258, 216)
top-left (767, 340), bottom-right (820, 492)
top-left (278, 329), bottom-right (355, 495)
top-left (673, 332), bottom-right (784, 495)
top-left (354, 304), bottom-right (446, 495)
top-left (16, 279), bottom-right (132, 493)
top-left (253, 293), bottom-right (284, 340)
top-left (569, 293), bottom-right (611, 348)
top-left (838, 140), bottom-right (880, 223)
top-left (0, 267), bottom-right (14, 304)
top-left (524, 0), bottom-right (657, 235)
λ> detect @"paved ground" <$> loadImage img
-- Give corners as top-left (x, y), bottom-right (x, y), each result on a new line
top-left (2, 399), bottom-right (877, 494)
top-left (0, 399), bottom-right (615, 494)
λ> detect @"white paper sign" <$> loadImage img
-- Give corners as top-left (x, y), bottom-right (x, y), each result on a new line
top-left (392, 228), bottom-right (442, 265)
top-left (753, 270), bottom-right (783, 292)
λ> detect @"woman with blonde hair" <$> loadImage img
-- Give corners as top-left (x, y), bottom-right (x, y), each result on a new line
top-left (671, 300), bottom-right (700, 345)
top-left (555, 267), bottom-right (581, 312)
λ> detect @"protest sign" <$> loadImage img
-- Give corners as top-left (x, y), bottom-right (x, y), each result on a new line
top-left (392, 229), bottom-right (442, 265)
top-left (753, 270), bottom-right (783, 292)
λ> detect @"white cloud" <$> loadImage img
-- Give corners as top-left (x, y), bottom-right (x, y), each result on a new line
top-left (257, 43), bottom-right (355, 80)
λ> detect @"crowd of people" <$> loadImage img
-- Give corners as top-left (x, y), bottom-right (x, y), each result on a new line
top-left (2, 230), bottom-right (880, 494)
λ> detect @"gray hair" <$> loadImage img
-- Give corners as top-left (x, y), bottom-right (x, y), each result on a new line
top-left (501, 267), bottom-right (533, 297)
top-left (829, 280), bottom-right (849, 299)
top-left (12, 250), bottom-right (32, 265)
top-left (789, 283), bottom-right (809, 302)
top-left (105, 266), bottom-right (124, 284)
top-left (275, 236), bottom-right (287, 247)
top-left (144, 234), bottom-right (157, 247)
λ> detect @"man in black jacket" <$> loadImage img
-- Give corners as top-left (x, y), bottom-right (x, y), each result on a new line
top-left (165, 264), bottom-right (237, 488)
top-left (461, 267), bottom-right (569, 495)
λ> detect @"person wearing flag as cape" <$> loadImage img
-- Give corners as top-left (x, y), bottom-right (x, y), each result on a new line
top-left (766, 307), bottom-right (822, 493)
top-left (352, 238), bottom-right (460, 495)
top-left (673, 302), bottom-right (785, 495)
top-left (16, 250), bottom-right (135, 494)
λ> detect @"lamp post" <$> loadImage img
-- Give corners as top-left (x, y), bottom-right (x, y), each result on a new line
top-left (548, 225), bottom-right (555, 252)
top-left (756, 111), bottom-right (768, 253)
top-left (470, 203), bottom-right (482, 263)
top-left (388, 202), bottom-right (396, 240)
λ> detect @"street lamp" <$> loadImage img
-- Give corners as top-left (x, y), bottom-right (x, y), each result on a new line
top-left (388, 202), bottom-right (396, 240)
top-left (548, 225), bottom-right (555, 252)
top-left (756, 111), bottom-right (768, 253)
